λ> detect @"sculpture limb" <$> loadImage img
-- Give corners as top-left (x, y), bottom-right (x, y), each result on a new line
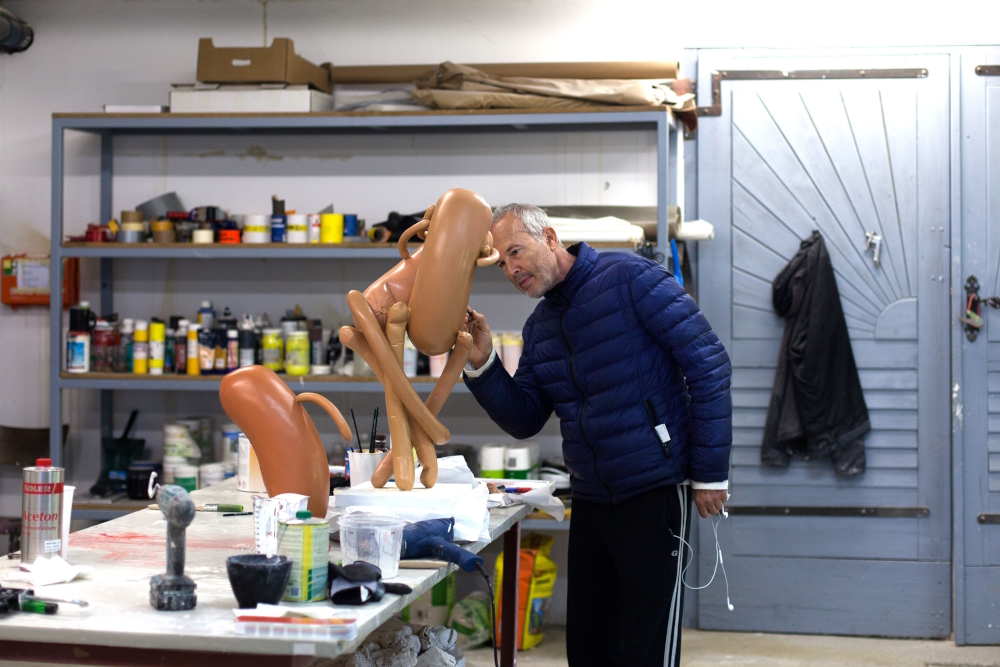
top-left (347, 290), bottom-right (450, 445)
top-left (385, 303), bottom-right (414, 491)
top-left (397, 220), bottom-right (430, 260)
top-left (294, 393), bottom-right (353, 441)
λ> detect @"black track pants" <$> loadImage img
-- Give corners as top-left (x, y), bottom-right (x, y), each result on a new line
top-left (566, 484), bottom-right (690, 667)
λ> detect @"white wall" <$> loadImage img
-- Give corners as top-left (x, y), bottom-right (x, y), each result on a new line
top-left (1, 0), bottom-right (999, 622)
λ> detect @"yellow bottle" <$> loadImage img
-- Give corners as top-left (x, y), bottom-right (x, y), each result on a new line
top-left (133, 320), bottom-right (149, 374)
top-left (320, 213), bottom-right (344, 244)
top-left (187, 324), bottom-right (201, 376)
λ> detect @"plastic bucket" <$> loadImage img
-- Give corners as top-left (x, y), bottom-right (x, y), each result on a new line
top-left (338, 514), bottom-right (405, 578)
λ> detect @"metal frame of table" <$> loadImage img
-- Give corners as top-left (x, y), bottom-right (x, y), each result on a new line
top-left (0, 479), bottom-right (531, 666)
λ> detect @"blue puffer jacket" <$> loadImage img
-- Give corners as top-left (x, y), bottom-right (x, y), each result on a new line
top-left (465, 243), bottom-right (732, 504)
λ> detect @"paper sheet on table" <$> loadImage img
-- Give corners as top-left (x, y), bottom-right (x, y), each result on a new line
top-left (491, 488), bottom-right (566, 522)
top-left (2, 555), bottom-right (93, 587)
top-left (232, 603), bottom-right (339, 620)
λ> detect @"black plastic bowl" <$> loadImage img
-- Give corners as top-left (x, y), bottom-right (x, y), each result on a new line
top-left (225, 554), bottom-right (292, 608)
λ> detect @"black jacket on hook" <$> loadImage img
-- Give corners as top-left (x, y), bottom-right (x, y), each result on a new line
top-left (762, 231), bottom-right (868, 477)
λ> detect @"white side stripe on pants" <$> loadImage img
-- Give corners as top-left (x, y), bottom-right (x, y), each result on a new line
top-left (664, 484), bottom-right (688, 667)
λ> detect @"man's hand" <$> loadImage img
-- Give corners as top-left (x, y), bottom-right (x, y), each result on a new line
top-left (463, 308), bottom-right (493, 369)
top-left (693, 489), bottom-right (728, 519)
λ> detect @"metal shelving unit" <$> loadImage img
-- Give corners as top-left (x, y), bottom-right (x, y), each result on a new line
top-left (49, 107), bottom-right (683, 463)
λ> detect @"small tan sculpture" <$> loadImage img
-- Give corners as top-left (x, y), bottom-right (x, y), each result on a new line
top-left (220, 365), bottom-right (353, 517)
top-left (341, 188), bottom-right (497, 490)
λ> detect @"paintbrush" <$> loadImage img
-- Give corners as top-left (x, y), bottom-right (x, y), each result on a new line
top-left (350, 408), bottom-right (362, 452)
top-left (370, 407), bottom-right (379, 453)
top-left (146, 503), bottom-right (243, 512)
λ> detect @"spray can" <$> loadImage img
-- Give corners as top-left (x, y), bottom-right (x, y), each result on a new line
top-left (187, 323), bottom-right (201, 375)
top-left (133, 320), bottom-right (149, 374)
top-left (149, 319), bottom-right (166, 375)
top-left (176, 320), bottom-right (189, 375)
top-left (226, 328), bottom-right (239, 372)
top-left (164, 326), bottom-right (176, 373)
top-left (238, 328), bottom-right (256, 367)
top-left (22, 458), bottom-right (64, 565)
top-left (117, 318), bottom-right (134, 373)
top-left (278, 510), bottom-right (329, 602)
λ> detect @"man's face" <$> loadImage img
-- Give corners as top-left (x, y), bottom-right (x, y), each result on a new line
top-left (492, 215), bottom-right (560, 298)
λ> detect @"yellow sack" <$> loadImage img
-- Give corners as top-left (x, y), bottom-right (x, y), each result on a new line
top-left (494, 534), bottom-right (558, 650)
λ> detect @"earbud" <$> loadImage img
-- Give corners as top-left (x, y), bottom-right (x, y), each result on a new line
top-left (727, 600), bottom-right (735, 611)
top-left (675, 488), bottom-right (735, 613)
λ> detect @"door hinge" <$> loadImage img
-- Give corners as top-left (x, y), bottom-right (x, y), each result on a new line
top-left (726, 506), bottom-right (929, 518)
top-left (975, 65), bottom-right (1000, 76)
top-left (694, 68), bottom-right (929, 118)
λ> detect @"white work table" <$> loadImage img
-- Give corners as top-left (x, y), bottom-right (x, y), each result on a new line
top-left (0, 478), bottom-right (530, 667)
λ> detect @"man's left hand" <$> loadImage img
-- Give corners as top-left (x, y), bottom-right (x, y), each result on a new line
top-left (693, 489), bottom-right (728, 519)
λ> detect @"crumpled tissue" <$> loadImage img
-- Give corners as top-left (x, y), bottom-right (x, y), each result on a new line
top-left (4, 555), bottom-right (93, 587)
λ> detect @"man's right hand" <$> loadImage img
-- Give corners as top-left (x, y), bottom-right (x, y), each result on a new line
top-left (463, 308), bottom-right (493, 369)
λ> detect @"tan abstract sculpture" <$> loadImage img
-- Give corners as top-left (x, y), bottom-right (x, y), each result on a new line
top-left (342, 188), bottom-right (497, 490)
top-left (220, 365), bottom-right (353, 517)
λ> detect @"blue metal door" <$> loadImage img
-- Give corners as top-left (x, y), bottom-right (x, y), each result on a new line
top-left (695, 51), bottom-right (952, 637)
top-left (955, 48), bottom-right (1000, 646)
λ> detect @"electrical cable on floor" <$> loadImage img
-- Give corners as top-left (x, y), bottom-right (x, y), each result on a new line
top-left (475, 561), bottom-right (500, 667)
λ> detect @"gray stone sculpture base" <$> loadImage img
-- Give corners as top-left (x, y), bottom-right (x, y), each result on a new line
top-left (149, 485), bottom-right (198, 611)
top-left (149, 573), bottom-right (197, 611)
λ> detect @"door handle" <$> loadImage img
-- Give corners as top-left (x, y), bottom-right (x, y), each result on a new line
top-left (961, 275), bottom-right (1000, 341)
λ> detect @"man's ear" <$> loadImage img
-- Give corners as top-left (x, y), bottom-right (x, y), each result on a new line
top-left (543, 227), bottom-right (560, 249)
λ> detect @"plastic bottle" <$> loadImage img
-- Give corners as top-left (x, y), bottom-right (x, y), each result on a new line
top-left (175, 320), bottom-right (189, 375)
top-left (117, 318), bottom-right (134, 373)
top-left (133, 320), bottom-right (149, 374)
top-left (198, 326), bottom-right (216, 374)
top-left (214, 328), bottom-right (227, 375)
top-left (186, 323), bottom-right (201, 376)
top-left (149, 319), bottom-right (166, 375)
top-left (226, 328), bottom-right (239, 372)
top-left (197, 301), bottom-right (215, 330)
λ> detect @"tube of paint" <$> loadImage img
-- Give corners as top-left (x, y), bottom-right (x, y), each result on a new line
top-left (133, 320), bottom-right (149, 374)
top-left (343, 214), bottom-right (358, 237)
top-left (149, 319), bottom-right (165, 375)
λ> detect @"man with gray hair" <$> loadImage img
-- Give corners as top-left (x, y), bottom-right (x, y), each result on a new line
top-left (462, 203), bottom-right (732, 667)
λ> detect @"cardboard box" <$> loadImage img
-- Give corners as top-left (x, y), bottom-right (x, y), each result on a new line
top-left (170, 84), bottom-right (333, 113)
top-left (197, 38), bottom-right (331, 93)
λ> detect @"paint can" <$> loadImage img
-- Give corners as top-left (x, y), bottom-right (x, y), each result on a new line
top-left (307, 214), bottom-right (321, 243)
top-left (271, 214), bottom-right (287, 243)
top-left (278, 510), bottom-right (329, 602)
top-left (479, 445), bottom-right (506, 479)
top-left (200, 463), bottom-right (225, 488)
top-left (286, 214), bottom-right (308, 244)
top-left (219, 229), bottom-right (240, 244)
top-left (320, 213), bottom-right (344, 244)
top-left (504, 442), bottom-right (539, 480)
top-left (262, 328), bottom-right (283, 371)
top-left (242, 214), bottom-right (271, 244)
top-left (133, 320), bottom-right (149, 374)
top-left (21, 458), bottom-right (63, 566)
top-left (192, 229), bottom-right (214, 244)
top-left (186, 323), bottom-right (201, 375)
top-left (174, 464), bottom-right (199, 492)
top-left (149, 319), bottom-right (166, 375)
top-left (343, 214), bottom-right (359, 237)
top-left (238, 434), bottom-right (266, 492)
top-left (285, 331), bottom-right (310, 376)
top-left (238, 328), bottom-right (256, 367)
top-left (161, 456), bottom-right (186, 484)
top-left (164, 424), bottom-right (198, 459)
top-left (221, 423), bottom-right (240, 463)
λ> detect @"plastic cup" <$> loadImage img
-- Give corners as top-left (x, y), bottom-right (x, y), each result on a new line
top-left (338, 514), bottom-right (405, 578)
top-left (347, 449), bottom-right (387, 487)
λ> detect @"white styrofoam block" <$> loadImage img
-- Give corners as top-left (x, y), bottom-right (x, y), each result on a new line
top-left (333, 482), bottom-right (473, 509)
top-left (170, 87), bottom-right (334, 113)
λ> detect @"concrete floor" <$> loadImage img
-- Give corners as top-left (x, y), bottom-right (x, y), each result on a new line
top-left (464, 627), bottom-right (1000, 666)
